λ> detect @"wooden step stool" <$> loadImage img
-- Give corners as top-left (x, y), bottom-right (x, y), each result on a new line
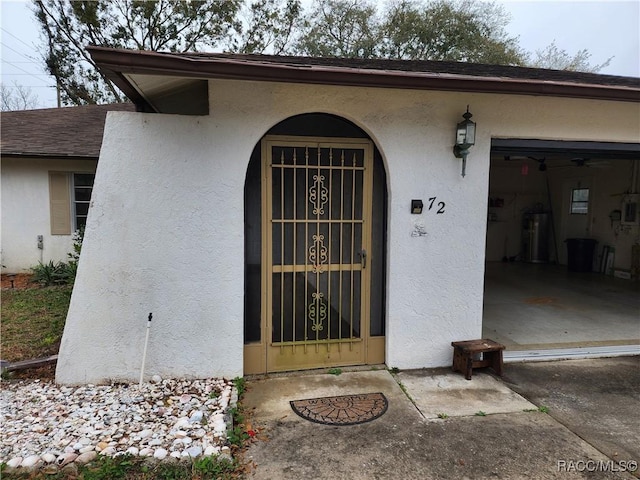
top-left (451, 339), bottom-right (505, 380)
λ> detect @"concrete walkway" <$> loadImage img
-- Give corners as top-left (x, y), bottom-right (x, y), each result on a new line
top-left (241, 358), bottom-right (639, 479)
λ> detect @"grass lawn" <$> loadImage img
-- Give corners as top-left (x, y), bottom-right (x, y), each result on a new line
top-left (1, 284), bottom-right (72, 363)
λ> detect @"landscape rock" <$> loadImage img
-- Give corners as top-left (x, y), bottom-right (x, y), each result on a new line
top-left (41, 453), bottom-right (56, 463)
top-left (6, 457), bottom-right (22, 468)
top-left (56, 452), bottom-right (77, 466)
top-left (75, 451), bottom-right (98, 464)
top-left (153, 448), bottom-right (168, 460)
top-left (21, 454), bottom-right (42, 469)
top-left (0, 377), bottom-right (235, 463)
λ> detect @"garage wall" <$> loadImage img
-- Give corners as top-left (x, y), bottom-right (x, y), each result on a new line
top-left (487, 158), bottom-right (640, 271)
top-left (57, 80), bottom-right (640, 384)
top-left (1, 157), bottom-right (97, 272)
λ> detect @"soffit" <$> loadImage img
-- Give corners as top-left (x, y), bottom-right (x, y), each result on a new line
top-left (87, 47), bottom-right (640, 115)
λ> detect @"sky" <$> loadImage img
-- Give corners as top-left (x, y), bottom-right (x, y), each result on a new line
top-left (1, 0), bottom-right (639, 110)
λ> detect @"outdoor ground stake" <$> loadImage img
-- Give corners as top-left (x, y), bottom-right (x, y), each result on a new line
top-left (139, 312), bottom-right (152, 388)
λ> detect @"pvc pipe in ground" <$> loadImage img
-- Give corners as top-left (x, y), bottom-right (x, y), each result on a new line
top-left (139, 313), bottom-right (152, 388)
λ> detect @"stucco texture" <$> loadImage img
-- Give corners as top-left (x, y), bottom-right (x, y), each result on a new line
top-left (56, 79), bottom-right (640, 384)
top-left (1, 158), bottom-right (96, 272)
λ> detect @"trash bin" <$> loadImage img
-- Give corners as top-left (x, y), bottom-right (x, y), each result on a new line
top-left (565, 238), bottom-right (597, 272)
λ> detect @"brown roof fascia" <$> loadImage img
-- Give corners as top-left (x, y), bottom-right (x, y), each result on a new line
top-left (87, 46), bottom-right (640, 107)
top-left (1, 152), bottom-right (98, 160)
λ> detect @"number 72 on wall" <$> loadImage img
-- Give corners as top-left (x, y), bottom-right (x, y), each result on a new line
top-left (427, 197), bottom-right (445, 214)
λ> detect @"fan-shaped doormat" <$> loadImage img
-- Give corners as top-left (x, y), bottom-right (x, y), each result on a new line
top-left (290, 392), bottom-right (388, 426)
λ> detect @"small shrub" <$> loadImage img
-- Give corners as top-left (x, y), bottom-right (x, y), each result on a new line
top-left (30, 260), bottom-right (67, 286)
top-left (28, 228), bottom-right (84, 287)
top-left (64, 227), bottom-right (84, 284)
top-left (328, 367), bottom-right (342, 375)
top-left (227, 423), bottom-right (250, 447)
top-left (233, 376), bottom-right (246, 397)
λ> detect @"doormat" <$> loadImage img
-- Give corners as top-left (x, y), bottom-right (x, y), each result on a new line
top-left (290, 392), bottom-right (388, 426)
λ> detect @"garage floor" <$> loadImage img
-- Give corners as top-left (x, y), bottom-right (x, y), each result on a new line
top-left (482, 262), bottom-right (640, 354)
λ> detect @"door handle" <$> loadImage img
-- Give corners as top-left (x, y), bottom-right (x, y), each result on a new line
top-left (361, 249), bottom-right (367, 269)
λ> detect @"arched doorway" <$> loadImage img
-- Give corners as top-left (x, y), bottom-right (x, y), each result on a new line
top-left (244, 114), bottom-right (387, 374)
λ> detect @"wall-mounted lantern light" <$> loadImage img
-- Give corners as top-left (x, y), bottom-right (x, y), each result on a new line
top-left (411, 199), bottom-right (424, 214)
top-left (453, 106), bottom-right (476, 178)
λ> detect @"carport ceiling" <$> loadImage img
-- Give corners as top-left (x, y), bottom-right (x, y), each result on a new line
top-left (492, 138), bottom-right (640, 161)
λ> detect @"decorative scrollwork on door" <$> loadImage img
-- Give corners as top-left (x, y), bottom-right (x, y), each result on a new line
top-left (309, 234), bottom-right (328, 273)
top-left (309, 174), bottom-right (328, 215)
top-left (309, 292), bottom-right (327, 332)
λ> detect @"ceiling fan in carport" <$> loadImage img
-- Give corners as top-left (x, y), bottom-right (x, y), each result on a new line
top-left (570, 157), bottom-right (611, 168)
top-left (503, 155), bottom-right (610, 170)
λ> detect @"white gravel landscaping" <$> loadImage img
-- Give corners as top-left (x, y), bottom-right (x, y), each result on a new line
top-left (0, 376), bottom-right (238, 473)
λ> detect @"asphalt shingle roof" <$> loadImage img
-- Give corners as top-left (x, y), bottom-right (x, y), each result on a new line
top-left (174, 53), bottom-right (640, 88)
top-left (1, 103), bottom-right (135, 158)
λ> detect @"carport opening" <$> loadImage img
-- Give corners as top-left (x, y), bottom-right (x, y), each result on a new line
top-left (483, 139), bottom-right (640, 358)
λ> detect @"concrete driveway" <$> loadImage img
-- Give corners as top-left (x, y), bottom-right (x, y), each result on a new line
top-left (240, 357), bottom-right (639, 479)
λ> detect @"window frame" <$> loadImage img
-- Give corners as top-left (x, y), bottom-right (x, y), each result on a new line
top-left (49, 171), bottom-right (95, 235)
top-left (570, 187), bottom-right (589, 215)
top-left (72, 173), bottom-right (95, 231)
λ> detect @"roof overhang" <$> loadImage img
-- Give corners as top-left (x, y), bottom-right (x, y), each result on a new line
top-left (87, 47), bottom-right (640, 115)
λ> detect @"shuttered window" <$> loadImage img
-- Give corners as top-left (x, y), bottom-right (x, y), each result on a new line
top-left (49, 172), bottom-right (71, 235)
top-left (49, 172), bottom-right (96, 234)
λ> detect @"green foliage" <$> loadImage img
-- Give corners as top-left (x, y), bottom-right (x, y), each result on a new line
top-left (30, 260), bottom-right (67, 286)
top-left (63, 227), bottom-right (84, 284)
top-left (29, 228), bottom-right (84, 287)
top-left (328, 367), bottom-right (342, 375)
top-left (227, 423), bottom-right (250, 446)
top-left (0, 454), bottom-right (240, 480)
top-left (233, 376), bottom-right (246, 396)
top-left (67, 227), bottom-right (84, 263)
top-left (227, 406), bottom-right (249, 446)
top-left (389, 367), bottom-right (400, 374)
top-left (475, 410), bottom-right (487, 416)
top-left (1, 284), bottom-right (71, 363)
top-left (379, 0), bottom-right (524, 64)
top-left (34, 0), bottom-right (243, 105)
top-left (80, 454), bottom-right (137, 480)
top-left (295, 0), bottom-right (525, 64)
top-left (230, 0), bottom-right (303, 54)
top-left (296, 0), bottom-right (382, 58)
top-left (32, 0), bottom-right (608, 105)
top-left (437, 412), bottom-right (449, 419)
top-left (73, 454), bottom-right (238, 480)
top-left (193, 455), bottom-right (238, 478)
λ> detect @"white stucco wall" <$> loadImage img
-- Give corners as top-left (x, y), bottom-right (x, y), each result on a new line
top-left (1, 157), bottom-right (96, 272)
top-left (56, 79), bottom-right (640, 384)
